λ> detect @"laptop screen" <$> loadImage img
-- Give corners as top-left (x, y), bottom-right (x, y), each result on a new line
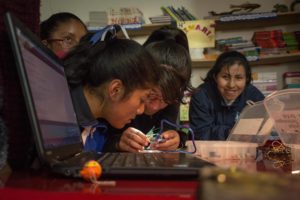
top-left (6, 13), bottom-right (82, 151)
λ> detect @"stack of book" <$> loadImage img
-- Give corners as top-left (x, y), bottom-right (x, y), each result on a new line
top-left (149, 15), bottom-right (172, 24)
top-left (107, 7), bottom-right (144, 29)
top-left (283, 72), bottom-right (300, 88)
top-left (218, 12), bottom-right (277, 22)
top-left (160, 6), bottom-right (197, 22)
top-left (86, 11), bottom-right (108, 31)
top-left (252, 72), bottom-right (278, 96)
top-left (252, 30), bottom-right (286, 55)
top-left (283, 32), bottom-right (299, 52)
top-left (216, 37), bottom-right (259, 61)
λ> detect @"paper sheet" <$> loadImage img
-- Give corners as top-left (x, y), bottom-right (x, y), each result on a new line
top-left (232, 118), bottom-right (264, 135)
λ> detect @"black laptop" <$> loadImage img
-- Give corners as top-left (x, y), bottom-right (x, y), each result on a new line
top-left (4, 12), bottom-right (214, 179)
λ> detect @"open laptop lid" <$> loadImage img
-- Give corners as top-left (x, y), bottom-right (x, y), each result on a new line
top-left (4, 12), bottom-right (83, 162)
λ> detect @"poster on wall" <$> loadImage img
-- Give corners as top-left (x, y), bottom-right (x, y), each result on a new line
top-left (177, 20), bottom-right (215, 59)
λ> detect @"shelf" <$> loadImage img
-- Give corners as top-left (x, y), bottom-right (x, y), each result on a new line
top-left (124, 12), bottom-right (300, 68)
top-left (215, 11), bottom-right (300, 31)
top-left (126, 23), bottom-right (170, 37)
top-left (126, 12), bottom-right (300, 36)
top-left (192, 52), bottom-right (300, 68)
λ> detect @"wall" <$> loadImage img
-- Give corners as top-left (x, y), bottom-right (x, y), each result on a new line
top-left (40, 0), bottom-right (298, 88)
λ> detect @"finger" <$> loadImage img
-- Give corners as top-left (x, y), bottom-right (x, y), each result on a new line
top-left (126, 138), bottom-right (146, 151)
top-left (119, 140), bottom-right (140, 153)
top-left (160, 130), bottom-right (177, 139)
top-left (131, 128), bottom-right (150, 143)
top-left (154, 138), bottom-right (179, 150)
top-left (155, 142), bottom-right (178, 150)
top-left (121, 131), bottom-right (146, 151)
top-left (127, 130), bottom-right (149, 146)
top-left (124, 142), bottom-right (141, 153)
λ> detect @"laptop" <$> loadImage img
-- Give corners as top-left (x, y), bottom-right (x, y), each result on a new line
top-left (4, 12), bottom-right (214, 179)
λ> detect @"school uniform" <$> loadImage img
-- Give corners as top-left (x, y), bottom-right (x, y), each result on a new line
top-left (70, 85), bottom-right (108, 152)
top-left (189, 82), bottom-right (265, 140)
top-left (103, 104), bottom-right (188, 152)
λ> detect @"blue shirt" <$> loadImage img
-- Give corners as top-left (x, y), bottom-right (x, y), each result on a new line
top-left (189, 82), bottom-right (265, 140)
top-left (70, 85), bottom-right (108, 152)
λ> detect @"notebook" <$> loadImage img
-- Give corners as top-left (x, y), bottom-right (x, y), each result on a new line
top-left (4, 12), bottom-right (214, 179)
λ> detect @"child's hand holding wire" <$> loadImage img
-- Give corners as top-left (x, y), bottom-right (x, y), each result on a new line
top-left (118, 127), bottom-right (150, 152)
top-left (150, 130), bottom-right (180, 150)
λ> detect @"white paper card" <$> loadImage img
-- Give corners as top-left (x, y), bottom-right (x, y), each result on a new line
top-left (232, 118), bottom-right (264, 135)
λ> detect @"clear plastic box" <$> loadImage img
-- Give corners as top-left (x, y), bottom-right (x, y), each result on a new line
top-left (263, 89), bottom-right (300, 146)
top-left (228, 100), bottom-right (273, 145)
top-left (187, 89), bottom-right (300, 163)
top-left (187, 98), bottom-right (274, 161)
top-left (186, 140), bottom-right (258, 161)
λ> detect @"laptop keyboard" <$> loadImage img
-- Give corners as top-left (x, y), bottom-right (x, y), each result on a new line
top-left (98, 153), bottom-right (167, 168)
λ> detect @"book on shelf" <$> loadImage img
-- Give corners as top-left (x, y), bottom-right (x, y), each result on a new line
top-left (215, 36), bottom-right (259, 61)
top-left (86, 11), bottom-right (108, 31)
top-left (283, 71), bottom-right (300, 88)
top-left (107, 7), bottom-right (144, 26)
top-left (218, 12), bottom-right (277, 22)
top-left (179, 6), bottom-right (197, 20)
top-left (252, 29), bottom-right (287, 56)
top-left (161, 6), bottom-right (197, 22)
top-left (161, 6), bottom-right (179, 21)
top-left (253, 30), bottom-right (283, 39)
top-left (259, 47), bottom-right (287, 55)
top-left (252, 72), bottom-right (278, 96)
top-left (149, 15), bottom-right (171, 24)
top-left (86, 8), bottom-right (144, 31)
top-left (254, 39), bottom-right (286, 48)
top-left (283, 31), bottom-right (300, 52)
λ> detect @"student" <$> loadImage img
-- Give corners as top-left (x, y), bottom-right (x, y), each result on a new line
top-left (189, 51), bottom-right (265, 140)
top-left (63, 26), bottom-right (159, 152)
top-left (143, 26), bottom-right (189, 52)
top-left (40, 12), bottom-right (88, 58)
top-left (103, 27), bottom-right (193, 152)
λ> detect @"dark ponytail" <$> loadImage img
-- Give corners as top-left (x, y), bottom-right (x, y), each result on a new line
top-left (63, 32), bottom-right (159, 98)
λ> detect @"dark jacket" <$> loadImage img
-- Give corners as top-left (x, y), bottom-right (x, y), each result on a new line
top-left (103, 104), bottom-right (188, 152)
top-left (189, 82), bottom-right (265, 140)
top-left (70, 86), bottom-right (109, 152)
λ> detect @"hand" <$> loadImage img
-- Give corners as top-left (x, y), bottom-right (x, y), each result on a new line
top-left (118, 127), bottom-right (150, 152)
top-left (151, 130), bottom-right (180, 150)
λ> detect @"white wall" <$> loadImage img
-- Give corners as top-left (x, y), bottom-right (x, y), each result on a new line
top-left (40, 0), bottom-right (294, 21)
top-left (40, 0), bottom-right (297, 88)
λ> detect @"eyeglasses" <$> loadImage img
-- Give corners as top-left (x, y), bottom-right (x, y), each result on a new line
top-left (47, 36), bottom-right (78, 49)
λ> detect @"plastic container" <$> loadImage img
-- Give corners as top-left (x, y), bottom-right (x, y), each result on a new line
top-left (228, 100), bottom-right (272, 145)
top-left (186, 141), bottom-right (258, 161)
top-left (264, 88), bottom-right (300, 146)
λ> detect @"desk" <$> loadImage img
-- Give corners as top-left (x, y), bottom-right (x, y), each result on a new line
top-left (0, 167), bottom-right (198, 200)
top-left (1, 142), bottom-right (300, 200)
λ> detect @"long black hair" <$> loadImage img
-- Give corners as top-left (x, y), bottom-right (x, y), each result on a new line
top-left (145, 40), bottom-right (192, 103)
top-left (63, 32), bottom-right (159, 100)
top-left (143, 26), bottom-right (193, 103)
